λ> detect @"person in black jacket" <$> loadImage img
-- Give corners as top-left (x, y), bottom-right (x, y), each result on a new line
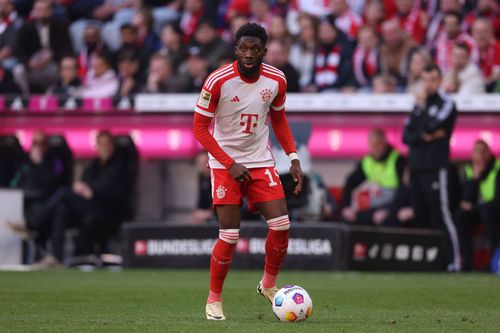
top-left (403, 63), bottom-right (460, 271)
top-left (342, 129), bottom-right (406, 226)
top-left (456, 140), bottom-right (500, 271)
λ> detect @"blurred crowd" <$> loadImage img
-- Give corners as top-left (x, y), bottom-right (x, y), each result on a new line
top-left (0, 0), bottom-right (499, 97)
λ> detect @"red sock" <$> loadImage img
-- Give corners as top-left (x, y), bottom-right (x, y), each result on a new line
top-left (263, 228), bottom-right (289, 288)
top-left (208, 236), bottom-right (237, 302)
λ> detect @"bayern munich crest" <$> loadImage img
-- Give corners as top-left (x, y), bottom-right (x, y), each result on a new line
top-left (216, 185), bottom-right (227, 199)
top-left (260, 89), bottom-right (272, 102)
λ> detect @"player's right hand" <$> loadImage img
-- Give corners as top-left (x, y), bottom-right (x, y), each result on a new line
top-left (229, 162), bottom-right (252, 183)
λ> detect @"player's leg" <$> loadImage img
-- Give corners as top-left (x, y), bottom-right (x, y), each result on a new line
top-left (257, 198), bottom-right (289, 296)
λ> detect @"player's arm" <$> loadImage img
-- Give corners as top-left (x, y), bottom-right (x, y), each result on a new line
top-left (269, 79), bottom-right (303, 194)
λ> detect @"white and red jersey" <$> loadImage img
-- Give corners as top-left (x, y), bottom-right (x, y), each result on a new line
top-left (194, 61), bottom-right (288, 169)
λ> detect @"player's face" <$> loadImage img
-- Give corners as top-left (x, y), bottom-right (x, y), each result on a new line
top-left (235, 36), bottom-right (266, 77)
top-left (422, 70), bottom-right (441, 95)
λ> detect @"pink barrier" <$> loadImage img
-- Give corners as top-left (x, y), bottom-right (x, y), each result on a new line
top-left (0, 96), bottom-right (4, 111)
top-left (82, 98), bottom-right (113, 112)
top-left (28, 96), bottom-right (59, 112)
top-left (1, 125), bottom-right (499, 160)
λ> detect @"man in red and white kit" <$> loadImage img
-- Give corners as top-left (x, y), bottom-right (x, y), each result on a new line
top-left (193, 23), bottom-right (303, 321)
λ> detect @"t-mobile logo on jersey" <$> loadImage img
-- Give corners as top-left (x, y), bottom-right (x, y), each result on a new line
top-left (240, 113), bottom-right (259, 134)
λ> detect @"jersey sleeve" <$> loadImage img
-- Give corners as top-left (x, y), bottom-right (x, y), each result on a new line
top-left (194, 79), bottom-right (221, 117)
top-left (270, 78), bottom-right (287, 111)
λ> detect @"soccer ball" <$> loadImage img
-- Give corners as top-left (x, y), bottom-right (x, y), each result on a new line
top-left (272, 285), bottom-right (313, 322)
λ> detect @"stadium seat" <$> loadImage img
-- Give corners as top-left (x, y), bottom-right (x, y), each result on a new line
top-left (0, 135), bottom-right (23, 187)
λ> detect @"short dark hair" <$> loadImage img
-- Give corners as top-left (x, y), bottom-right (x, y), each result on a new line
top-left (454, 42), bottom-right (471, 54)
top-left (235, 23), bottom-right (268, 45)
top-left (423, 63), bottom-right (442, 76)
top-left (443, 10), bottom-right (462, 23)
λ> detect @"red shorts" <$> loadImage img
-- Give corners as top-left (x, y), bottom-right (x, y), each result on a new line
top-left (211, 167), bottom-right (285, 210)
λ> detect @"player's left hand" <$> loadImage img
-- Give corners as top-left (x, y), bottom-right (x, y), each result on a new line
top-left (290, 159), bottom-right (303, 195)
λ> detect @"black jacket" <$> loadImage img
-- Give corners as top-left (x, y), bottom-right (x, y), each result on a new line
top-left (403, 92), bottom-right (457, 172)
top-left (342, 146), bottom-right (406, 207)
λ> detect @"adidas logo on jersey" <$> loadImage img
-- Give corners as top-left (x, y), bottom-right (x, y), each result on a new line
top-left (230, 96), bottom-right (240, 102)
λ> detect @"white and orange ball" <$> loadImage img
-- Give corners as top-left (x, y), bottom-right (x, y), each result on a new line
top-left (272, 285), bottom-right (313, 322)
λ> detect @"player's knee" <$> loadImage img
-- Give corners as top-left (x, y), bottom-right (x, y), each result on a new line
top-left (219, 228), bottom-right (240, 244)
top-left (267, 215), bottom-right (290, 231)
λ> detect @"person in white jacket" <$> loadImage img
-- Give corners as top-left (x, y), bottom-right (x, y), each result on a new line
top-left (81, 54), bottom-right (119, 98)
top-left (449, 42), bottom-right (485, 95)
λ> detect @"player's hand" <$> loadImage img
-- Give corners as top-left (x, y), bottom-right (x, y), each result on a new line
top-left (229, 162), bottom-right (252, 183)
top-left (290, 159), bottom-right (303, 195)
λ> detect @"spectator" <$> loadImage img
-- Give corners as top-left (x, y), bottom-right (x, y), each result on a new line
top-left (372, 73), bottom-right (397, 93)
top-left (342, 129), bottom-right (406, 226)
top-left (268, 14), bottom-right (293, 48)
top-left (179, 0), bottom-right (205, 43)
top-left (393, 0), bottom-right (428, 44)
top-left (296, 0), bottom-right (331, 17)
top-left (131, 7), bottom-right (161, 55)
top-left (448, 42), bottom-right (485, 94)
top-left (441, 70), bottom-right (459, 93)
top-left (182, 46), bottom-right (210, 92)
top-left (456, 139), bottom-right (500, 271)
top-left (14, 0), bottom-right (73, 93)
top-left (330, 0), bottom-right (363, 40)
top-left (313, 16), bottom-right (356, 92)
top-left (9, 130), bottom-right (62, 266)
top-left (225, 14), bottom-right (249, 44)
top-left (464, 0), bottom-right (500, 39)
top-left (191, 20), bottom-right (232, 71)
top-left (264, 39), bottom-right (300, 92)
top-left (116, 50), bottom-right (143, 97)
top-left (0, 66), bottom-right (21, 93)
top-left (158, 23), bottom-right (187, 71)
top-left (389, 168), bottom-right (416, 226)
top-left (77, 23), bottom-right (111, 81)
top-left (191, 150), bottom-right (214, 224)
top-left (0, 0), bottom-right (23, 70)
top-left (426, 0), bottom-right (462, 48)
top-left (353, 25), bottom-right (380, 89)
top-left (471, 18), bottom-right (500, 91)
top-left (249, 0), bottom-right (273, 30)
top-left (378, 17), bottom-right (418, 87)
top-left (403, 63), bottom-right (460, 271)
top-left (50, 56), bottom-right (82, 96)
top-left (289, 13), bottom-right (318, 91)
top-left (406, 47), bottom-right (432, 94)
top-left (143, 53), bottom-right (188, 93)
top-left (115, 23), bottom-right (149, 73)
top-left (362, 0), bottom-right (385, 34)
top-left (81, 54), bottom-right (119, 98)
top-left (433, 11), bottom-right (475, 72)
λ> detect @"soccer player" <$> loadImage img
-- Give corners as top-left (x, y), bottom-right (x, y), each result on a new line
top-left (193, 23), bottom-right (303, 320)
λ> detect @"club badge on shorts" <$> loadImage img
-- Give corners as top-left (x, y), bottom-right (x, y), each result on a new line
top-left (216, 185), bottom-right (227, 199)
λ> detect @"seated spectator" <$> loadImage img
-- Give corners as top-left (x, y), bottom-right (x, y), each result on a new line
top-left (0, 66), bottom-right (21, 93)
top-left (225, 14), bottom-right (249, 44)
top-left (432, 11), bottom-right (475, 72)
top-left (249, 0), bottom-right (273, 30)
top-left (268, 14), bottom-right (293, 48)
top-left (9, 130), bottom-right (63, 266)
top-left (456, 140), bottom-right (500, 271)
top-left (81, 54), bottom-right (119, 98)
top-left (264, 39), bottom-right (300, 92)
top-left (131, 7), bottom-right (161, 55)
top-left (464, 0), bottom-right (500, 39)
top-left (426, 0), bottom-right (462, 48)
top-left (353, 25), bottom-right (380, 89)
top-left (179, 0), bottom-right (205, 43)
top-left (0, 0), bottom-right (23, 70)
top-left (388, 169), bottom-right (416, 227)
top-left (362, 0), bottom-right (385, 34)
top-left (191, 150), bottom-right (214, 224)
top-left (372, 73), bottom-right (397, 93)
top-left (341, 128), bottom-right (406, 226)
top-left (116, 50), bottom-right (143, 97)
top-left (441, 70), bottom-right (460, 94)
top-left (77, 23), bottom-right (112, 81)
top-left (181, 46), bottom-right (210, 92)
top-left (447, 42), bottom-right (485, 94)
top-left (393, 0), bottom-right (428, 44)
top-left (191, 20), bottom-right (232, 71)
top-left (313, 15), bottom-right (356, 92)
top-left (158, 23), bottom-right (187, 71)
top-left (114, 23), bottom-right (150, 73)
top-left (471, 18), bottom-right (500, 91)
top-left (50, 56), bottom-right (82, 96)
top-left (406, 48), bottom-right (432, 94)
top-left (330, 0), bottom-right (363, 40)
top-left (378, 17), bottom-right (418, 87)
top-left (289, 13), bottom-right (318, 91)
top-left (14, 0), bottom-right (73, 93)
top-left (142, 53), bottom-right (189, 93)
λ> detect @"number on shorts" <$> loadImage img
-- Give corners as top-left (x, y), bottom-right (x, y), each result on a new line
top-left (264, 168), bottom-right (280, 187)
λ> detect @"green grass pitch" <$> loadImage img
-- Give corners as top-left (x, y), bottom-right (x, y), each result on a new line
top-left (1, 269), bottom-right (500, 332)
